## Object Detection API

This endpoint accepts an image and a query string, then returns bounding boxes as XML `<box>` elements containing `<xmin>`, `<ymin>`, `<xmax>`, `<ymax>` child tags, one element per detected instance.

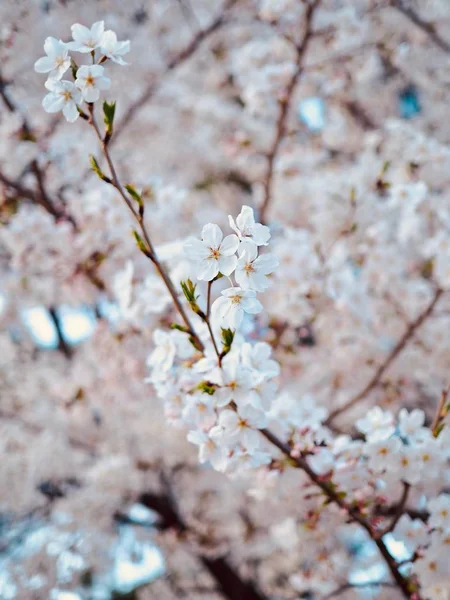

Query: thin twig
<box><xmin>87</xmin><ymin>105</ymin><xmax>204</xmax><ymax>351</ymax></box>
<box><xmin>325</xmin><ymin>288</ymin><xmax>443</xmax><ymax>425</ymax></box>
<box><xmin>391</xmin><ymin>0</ymin><xmax>450</xmax><ymax>54</ymax></box>
<box><xmin>259</xmin><ymin>0</ymin><xmax>320</xmax><ymax>224</ymax></box>
<box><xmin>260</xmin><ymin>428</ymin><xmax>415</xmax><ymax>599</ymax></box>
<box><xmin>324</xmin><ymin>581</ymin><xmax>396</xmax><ymax>599</ymax></box>
<box><xmin>377</xmin><ymin>482</ymin><xmax>410</xmax><ymax>538</ymax></box>
<box><xmin>116</xmin><ymin>0</ymin><xmax>238</xmax><ymax>137</ymax></box>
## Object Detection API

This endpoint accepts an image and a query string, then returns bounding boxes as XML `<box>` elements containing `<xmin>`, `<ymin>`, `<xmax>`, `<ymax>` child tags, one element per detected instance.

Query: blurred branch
<box><xmin>259</xmin><ymin>0</ymin><xmax>321</xmax><ymax>224</ymax></box>
<box><xmin>391</xmin><ymin>0</ymin><xmax>450</xmax><ymax>53</ymax></box>
<box><xmin>324</xmin><ymin>581</ymin><xmax>396</xmax><ymax>599</ymax></box>
<box><xmin>260</xmin><ymin>428</ymin><xmax>414</xmax><ymax>598</ymax></box>
<box><xmin>325</xmin><ymin>287</ymin><xmax>444</xmax><ymax>425</ymax></box>
<box><xmin>48</xmin><ymin>307</ymin><xmax>73</xmax><ymax>359</ymax></box>
<box><xmin>139</xmin><ymin>472</ymin><xmax>268</xmax><ymax>600</ymax></box>
<box><xmin>116</xmin><ymin>0</ymin><xmax>238</xmax><ymax>137</ymax></box>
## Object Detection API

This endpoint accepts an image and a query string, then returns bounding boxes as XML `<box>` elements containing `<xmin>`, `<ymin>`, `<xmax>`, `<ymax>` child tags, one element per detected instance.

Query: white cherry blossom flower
<box><xmin>356</xmin><ymin>406</ymin><xmax>395</xmax><ymax>442</ymax></box>
<box><xmin>34</xmin><ymin>37</ymin><xmax>70</xmax><ymax>80</ymax></box>
<box><xmin>235</xmin><ymin>241</ymin><xmax>279</xmax><ymax>291</ymax></box>
<box><xmin>392</xmin><ymin>514</ymin><xmax>429</xmax><ymax>554</ymax></box>
<box><xmin>308</xmin><ymin>448</ymin><xmax>334</xmax><ymax>476</ymax></box>
<box><xmin>229</xmin><ymin>205</ymin><xmax>270</xmax><ymax>246</ymax></box>
<box><xmin>398</xmin><ymin>408</ymin><xmax>426</xmax><ymax>440</ymax></box>
<box><xmin>42</xmin><ymin>79</ymin><xmax>81</xmax><ymax>123</ymax></box>
<box><xmin>428</xmin><ymin>494</ymin><xmax>450</xmax><ymax>529</ymax></box>
<box><xmin>69</xmin><ymin>21</ymin><xmax>105</xmax><ymax>53</ymax></box>
<box><xmin>412</xmin><ymin>551</ymin><xmax>449</xmax><ymax>588</ymax></box>
<box><xmin>366</xmin><ymin>437</ymin><xmax>402</xmax><ymax>472</ymax></box>
<box><xmin>210</xmin><ymin>405</ymin><xmax>266</xmax><ymax>449</ymax></box>
<box><xmin>215</xmin><ymin>354</ymin><xmax>253</xmax><ymax>407</ymax></box>
<box><xmin>187</xmin><ymin>430</ymin><xmax>228</xmax><ymax>471</ymax></box>
<box><xmin>184</xmin><ymin>223</ymin><xmax>239</xmax><ymax>281</ymax></box>
<box><xmin>392</xmin><ymin>446</ymin><xmax>423</xmax><ymax>485</ymax></box>
<box><xmin>147</xmin><ymin>329</ymin><xmax>176</xmax><ymax>376</ymax></box>
<box><xmin>333</xmin><ymin>464</ymin><xmax>371</xmax><ymax>492</ymax></box>
<box><xmin>75</xmin><ymin>65</ymin><xmax>111</xmax><ymax>102</ymax></box>
<box><xmin>182</xmin><ymin>392</ymin><xmax>216</xmax><ymax>428</ymax></box>
<box><xmin>100</xmin><ymin>30</ymin><xmax>130</xmax><ymax>65</ymax></box>
<box><xmin>241</xmin><ymin>341</ymin><xmax>280</xmax><ymax>378</ymax></box>
<box><xmin>212</xmin><ymin>287</ymin><xmax>263</xmax><ymax>329</ymax></box>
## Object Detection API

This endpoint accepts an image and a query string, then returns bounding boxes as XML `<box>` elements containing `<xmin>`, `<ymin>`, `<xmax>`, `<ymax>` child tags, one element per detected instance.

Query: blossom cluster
<box><xmin>34</xmin><ymin>21</ymin><xmax>129</xmax><ymax>122</ymax></box>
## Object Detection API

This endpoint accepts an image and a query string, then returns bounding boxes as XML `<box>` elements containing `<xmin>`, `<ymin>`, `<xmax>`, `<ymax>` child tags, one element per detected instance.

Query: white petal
<box><xmin>42</xmin><ymin>93</ymin><xmax>64</xmax><ymax>113</ymax></box>
<box><xmin>217</xmin><ymin>254</ymin><xmax>237</xmax><ymax>276</ymax></box>
<box><xmin>89</xmin><ymin>64</ymin><xmax>105</xmax><ymax>77</ymax></box>
<box><xmin>95</xmin><ymin>76</ymin><xmax>111</xmax><ymax>90</ymax></box>
<box><xmin>71</xmin><ymin>23</ymin><xmax>90</xmax><ymax>42</ymax></box>
<box><xmin>34</xmin><ymin>56</ymin><xmax>55</xmax><ymax>73</ymax></box>
<box><xmin>62</xmin><ymin>101</ymin><xmax>79</xmax><ymax>123</ymax></box>
<box><xmin>82</xmin><ymin>86</ymin><xmax>100</xmax><ymax>102</ymax></box>
<box><xmin>90</xmin><ymin>21</ymin><xmax>105</xmax><ymax>41</ymax></box>
<box><xmin>236</xmin><ymin>205</ymin><xmax>255</xmax><ymax>232</ymax></box>
<box><xmin>252</xmin><ymin>223</ymin><xmax>271</xmax><ymax>245</ymax></box>
<box><xmin>197</xmin><ymin>258</ymin><xmax>219</xmax><ymax>281</ymax></box>
<box><xmin>241</xmin><ymin>297</ymin><xmax>263</xmax><ymax>314</ymax></box>
<box><xmin>184</xmin><ymin>237</ymin><xmax>208</xmax><ymax>260</ymax></box>
<box><xmin>254</xmin><ymin>253</ymin><xmax>278</xmax><ymax>274</ymax></box>
<box><xmin>43</xmin><ymin>36</ymin><xmax>61</xmax><ymax>58</ymax></box>
<box><xmin>220</xmin><ymin>234</ymin><xmax>239</xmax><ymax>256</ymax></box>
<box><xmin>238</xmin><ymin>239</ymin><xmax>258</xmax><ymax>259</ymax></box>
<box><xmin>202</xmin><ymin>223</ymin><xmax>223</xmax><ymax>248</ymax></box>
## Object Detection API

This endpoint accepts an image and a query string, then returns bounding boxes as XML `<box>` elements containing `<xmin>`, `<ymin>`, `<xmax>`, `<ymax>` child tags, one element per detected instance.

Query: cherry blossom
<box><xmin>74</xmin><ymin>65</ymin><xmax>111</xmax><ymax>102</ymax></box>
<box><xmin>34</xmin><ymin>37</ymin><xmax>71</xmax><ymax>80</ymax></box>
<box><xmin>211</xmin><ymin>287</ymin><xmax>263</xmax><ymax>329</ymax></box>
<box><xmin>100</xmin><ymin>30</ymin><xmax>130</xmax><ymax>65</ymax></box>
<box><xmin>184</xmin><ymin>224</ymin><xmax>239</xmax><ymax>280</ymax></box>
<box><xmin>42</xmin><ymin>79</ymin><xmax>81</xmax><ymax>122</ymax></box>
<box><xmin>69</xmin><ymin>21</ymin><xmax>105</xmax><ymax>53</ymax></box>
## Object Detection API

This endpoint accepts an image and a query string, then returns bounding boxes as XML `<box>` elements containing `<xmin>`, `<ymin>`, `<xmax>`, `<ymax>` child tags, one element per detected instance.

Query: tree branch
<box><xmin>391</xmin><ymin>0</ymin><xmax>450</xmax><ymax>54</ymax></box>
<box><xmin>325</xmin><ymin>287</ymin><xmax>444</xmax><ymax>425</ymax></box>
<box><xmin>259</xmin><ymin>0</ymin><xmax>320</xmax><ymax>224</ymax></box>
<box><xmin>116</xmin><ymin>0</ymin><xmax>238</xmax><ymax>137</ymax></box>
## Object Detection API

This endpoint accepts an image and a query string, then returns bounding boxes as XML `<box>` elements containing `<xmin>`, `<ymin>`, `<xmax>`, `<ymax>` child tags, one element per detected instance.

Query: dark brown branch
<box><xmin>325</xmin><ymin>287</ymin><xmax>443</xmax><ymax>425</ymax></box>
<box><xmin>377</xmin><ymin>482</ymin><xmax>410</xmax><ymax>538</ymax></box>
<box><xmin>48</xmin><ymin>307</ymin><xmax>73</xmax><ymax>359</ymax></box>
<box><xmin>139</xmin><ymin>474</ymin><xmax>268</xmax><ymax>600</ymax></box>
<box><xmin>259</xmin><ymin>0</ymin><xmax>320</xmax><ymax>224</ymax></box>
<box><xmin>116</xmin><ymin>0</ymin><xmax>238</xmax><ymax>137</ymax></box>
<box><xmin>88</xmin><ymin>106</ymin><xmax>205</xmax><ymax>351</ymax></box>
<box><xmin>391</xmin><ymin>0</ymin><xmax>450</xmax><ymax>53</ymax></box>
<box><xmin>260</xmin><ymin>428</ymin><xmax>416</xmax><ymax>599</ymax></box>
<box><xmin>324</xmin><ymin>581</ymin><xmax>396</xmax><ymax>599</ymax></box>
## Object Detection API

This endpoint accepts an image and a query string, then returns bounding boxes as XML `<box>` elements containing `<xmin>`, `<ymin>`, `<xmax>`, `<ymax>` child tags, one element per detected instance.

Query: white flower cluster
<box><xmin>184</xmin><ymin>205</ymin><xmax>278</xmax><ymax>329</ymax></box>
<box><xmin>34</xmin><ymin>21</ymin><xmax>129</xmax><ymax>122</ymax></box>
<box><xmin>146</xmin><ymin>206</ymin><xmax>283</xmax><ymax>473</ymax></box>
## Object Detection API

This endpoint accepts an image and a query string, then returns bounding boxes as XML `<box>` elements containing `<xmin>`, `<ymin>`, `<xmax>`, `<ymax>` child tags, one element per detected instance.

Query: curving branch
<box><xmin>115</xmin><ymin>0</ymin><xmax>238</xmax><ymax>137</ymax></box>
<box><xmin>391</xmin><ymin>0</ymin><xmax>450</xmax><ymax>54</ymax></box>
<box><xmin>260</xmin><ymin>428</ymin><xmax>416</xmax><ymax>599</ymax></box>
<box><xmin>259</xmin><ymin>0</ymin><xmax>320</xmax><ymax>225</ymax></box>
<box><xmin>325</xmin><ymin>287</ymin><xmax>444</xmax><ymax>426</ymax></box>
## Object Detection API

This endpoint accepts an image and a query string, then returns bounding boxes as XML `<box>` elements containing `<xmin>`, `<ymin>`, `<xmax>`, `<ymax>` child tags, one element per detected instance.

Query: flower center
<box><xmin>231</xmin><ymin>295</ymin><xmax>242</xmax><ymax>304</ymax></box>
<box><xmin>244</xmin><ymin>262</ymin><xmax>255</xmax><ymax>274</ymax></box>
<box><xmin>208</xmin><ymin>247</ymin><xmax>221</xmax><ymax>260</ymax></box>
<box><xmin>61</xmin><ymin>90</ymin><xmax>72</xmax><ymax>101</ymax></box>
<box><xmin>85</xmin><ymin>75</ymin><xmax>95</xmax><ymax>86</ymax></box>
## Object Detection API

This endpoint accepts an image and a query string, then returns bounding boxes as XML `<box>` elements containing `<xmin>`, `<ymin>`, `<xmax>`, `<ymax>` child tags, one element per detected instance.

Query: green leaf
<box><xmin>132</xmin><ymin>230</ymin><xmax>149</xmax><ymax>255</ymax></box>
<box><xmin>89</xmin><ymin>155</ymin><xmax>111</xmax><ymax>183</ymax></box>
<box><xmin>103</xmin><ymin>100</ymin><xmax>116</xmax><ymax>135</ymax></box>
<box><xmin>125</xmin><ymin>184</ymin><xmax>144</xmax><ymax>213</ymax></box>
<box><xmin>180</xmin><ymin>280</ymin><xmax>206</xmax><ymax>319</ymax></box>
<box><xmin>196</xmin><ymin>381</ymin><xmax>217</xmax><ymax>395</ymax></box>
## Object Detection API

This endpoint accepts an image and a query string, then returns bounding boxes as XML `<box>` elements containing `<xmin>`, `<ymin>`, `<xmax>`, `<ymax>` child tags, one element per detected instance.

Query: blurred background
<box><xmin>1</xmin><ymin>0</ymin><xmax>450</xmax><ymax>598</ymax></box>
